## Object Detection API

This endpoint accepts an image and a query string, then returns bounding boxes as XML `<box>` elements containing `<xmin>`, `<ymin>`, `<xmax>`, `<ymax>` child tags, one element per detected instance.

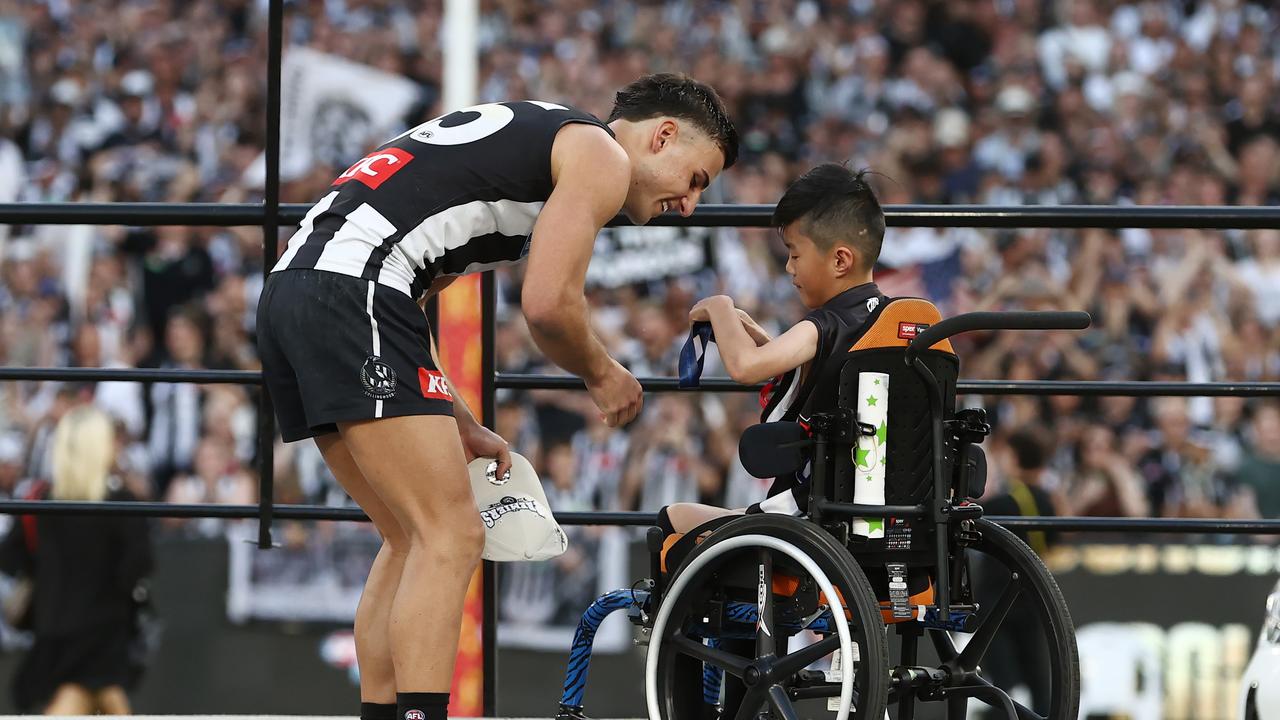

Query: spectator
<box><xmin>1060</xmin><ymin>424</ymin><xmax>1150</xmax><ymax>517</ymax></box>
<box><xmin>1137</xmin><ymin>397</ymin><xmax>1232</xmax><ymax>518</ymax></box>
<box><xmin>0</xmin><ymin>405</ymin><xmax>152</xmax><ymax>714</ymax></box>
<box><xmin>162</xmin><ymin>437</ymin><xmax>255</xmax><ymax>539</ymax></box>
<box><xmin>0</xmin><ymin>0</ymin><xmax>1277</xmax><ymax>640</ymax></box>
<box><xmin>1235</xmin><ymin>402</ymin><xmax>1280</xmax><ymax>519</ymax></box>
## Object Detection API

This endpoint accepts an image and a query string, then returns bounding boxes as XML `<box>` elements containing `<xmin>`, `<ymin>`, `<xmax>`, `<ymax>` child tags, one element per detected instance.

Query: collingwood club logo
<box><xmin>360</xmin><ymin>356</ymin><xmax>397</xmax><ymax>399</ymax></box>
<box><xmin>480</xmin><ymin>495</ymin><xmax>547</xmax><ymax>529</ymax></box>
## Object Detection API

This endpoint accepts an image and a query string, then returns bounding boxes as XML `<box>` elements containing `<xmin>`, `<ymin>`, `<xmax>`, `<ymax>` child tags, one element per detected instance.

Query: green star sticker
<box><xmin>865</xmin><ymin>475</ymin><xmax>873</xmax><ymax>482</ymax></box>
<box><xmin>855</xmin><ymin>446</ymin><xmax>871</xmax><ymax>468</ymax></box>
<box><xmin>876</xmin><ymin>421</ymin><xmax>887</xmax><ymax>445</ymax></box>
<box><xmin>880</xmin><ymin>456</ymin><xmax>886</xmax><ymax>466</ymax></box>
<box><xmin>873</xmin><ymin>378</ymin><xmax>881</xmax><ymax>386</ymax></box>
<box><xmin>866</xmin><ymin>395</ymin><xmax>878</xmax><ymax>407</ymax></box>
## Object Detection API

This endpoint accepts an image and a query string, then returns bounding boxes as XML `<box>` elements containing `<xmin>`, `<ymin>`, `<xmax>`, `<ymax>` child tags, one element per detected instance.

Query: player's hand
<box><xmin>458</xmin><ymin>420</ymin><xmax>512</xmax><ymax>480</ymax></box>
<box><xmin>689</xmin><ymin>295</ymin><xmax>732</xmax><ymax>322</ymax></box>
<box><xmin>735</xmin><ymin>308</ymin><xmax>769</xmax><ymax>342</ymax></box>
<box><xmin>586</xmin><ymin>359</ymin><xmax>643</xmax><ymax>428</ymax></box>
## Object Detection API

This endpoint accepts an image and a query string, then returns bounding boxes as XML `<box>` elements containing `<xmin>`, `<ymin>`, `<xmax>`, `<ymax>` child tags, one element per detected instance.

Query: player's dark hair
<box><xmin>609</xmin><ymin>73</ymin><xmax>739</xmax><ymax>169</ymax></box>
<box><xmin>772</xmin><ymin>163</ymin><xmax>886</xmax><ymax>270</ymax></box>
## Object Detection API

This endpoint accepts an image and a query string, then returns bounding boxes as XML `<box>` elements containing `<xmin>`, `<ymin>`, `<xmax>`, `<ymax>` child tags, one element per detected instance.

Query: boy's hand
<box><xmin>689</xmin><ymin>295</ymin><xmax>733</xmax><ymax>322</ymax></box>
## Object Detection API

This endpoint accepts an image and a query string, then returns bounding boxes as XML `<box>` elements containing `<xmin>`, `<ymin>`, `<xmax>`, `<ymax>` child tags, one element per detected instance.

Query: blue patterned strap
<box><xmin>679</xmin><ymin>322</ymin><xmax>716</xmax><ymax>389</ymax></box>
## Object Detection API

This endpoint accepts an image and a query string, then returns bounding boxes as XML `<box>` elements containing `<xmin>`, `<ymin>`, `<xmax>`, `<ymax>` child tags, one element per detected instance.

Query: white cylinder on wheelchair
<box><xmin>852</xmin><ymin>372</ymin><xmax>888</xmax><ymax>539</ymax></box>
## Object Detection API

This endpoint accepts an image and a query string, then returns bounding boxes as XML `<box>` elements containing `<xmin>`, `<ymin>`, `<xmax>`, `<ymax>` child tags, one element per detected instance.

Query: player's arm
<box><xmin>521</xmin><ymin>123</ymin><xmax>641</xmax><ymax>426</ymax></box>
<box><xmin>419</xmin><ymin>286</ymin><xmax>511</xmax><ymax>476</ymax></box>
<box><xmin>736</xmin><ymin>308</ymin><xmax>772</xmax><ymax>346</ymax></box>
<box><xmin>692</xmin><ymin>295</ymin><xmax>818</xmax><ymax>385</ymax></box>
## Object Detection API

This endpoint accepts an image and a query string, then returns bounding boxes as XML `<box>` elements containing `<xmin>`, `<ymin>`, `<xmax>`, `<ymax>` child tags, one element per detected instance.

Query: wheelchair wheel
<box><xmin>913</xmin><ymin>518</ymin><xmax>1079</xmax><ymax>720</ymax></box>
<box><xmin>646</xmin><ymin>514</ymin><xmax>889</xmax><ymax>720</ymax></box>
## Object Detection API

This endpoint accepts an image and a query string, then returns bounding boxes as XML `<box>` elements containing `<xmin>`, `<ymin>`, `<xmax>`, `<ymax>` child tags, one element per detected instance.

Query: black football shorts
<box><xmin>257</xmin><ymin>269</ymin><xmax>455</xmax><ymax>442</ymax></box>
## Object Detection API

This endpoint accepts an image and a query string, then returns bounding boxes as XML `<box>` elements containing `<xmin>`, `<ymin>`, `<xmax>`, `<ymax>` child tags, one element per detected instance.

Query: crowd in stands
<box><xmin>0</xmin><ymin>0</ymin><xmax>1278</xmax><ymax>561</ymax></box>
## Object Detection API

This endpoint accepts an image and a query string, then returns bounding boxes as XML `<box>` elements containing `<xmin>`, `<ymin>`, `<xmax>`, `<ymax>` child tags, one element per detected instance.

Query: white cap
<box><xmin>0</xmin><ymin>432</ymin><xmax>23</xmax><ymax>465</ymax></box>
<box><xmin>1112</xmin><ymin>72</ymin><xmax>1148</xmax><ymax>99</ymax></box>
<box><xmin>120</xmin><ymin>69</ymin><xmax>154</xmax><ymax>97</ymax></box>
<box><xmin>996</xmin><ymin>85</ymin><xmax>1035</xmax><ymax>115</ymax></box>
<box><xmin>934</xmin><ymin>107</ymin><xmax>971</xmax><ymax>148</ymax></box>
<box><xmin>50</xmin><ymin>78</ymin><xmax>82</xmax><ymax>107</ymax></box>
<box><xmin>469</xmin><ymin>452</ymin><xmax>568</xmax><ymax>562</ymax></box>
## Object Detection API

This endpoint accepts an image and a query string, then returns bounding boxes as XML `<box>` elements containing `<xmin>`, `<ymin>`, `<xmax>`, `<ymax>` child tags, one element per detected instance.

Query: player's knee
<box><xmin>379</xmin><ymin>530</ymin><xmax>411</xmax><ymax>560</ymax></box>
<box><xmin>411</xmin><ymin>508</ymin><xmax>484</xmax><ymax>568</ymax></box>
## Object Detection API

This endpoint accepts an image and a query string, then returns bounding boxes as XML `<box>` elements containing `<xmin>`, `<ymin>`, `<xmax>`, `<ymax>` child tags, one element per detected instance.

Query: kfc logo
<box><xmin>897</xmin><ymin>322</ymin><xmax>929</xmax><ymax>340</ymax></box>
<box><xmin>333</xmin><ymin>148</ymin><xmax>414</xmax><ymax>189</ymax></box>
<box><xmin>419</xmin><ymin>368</ymin><xmax>453</xmax><ymax>401</ymax></box>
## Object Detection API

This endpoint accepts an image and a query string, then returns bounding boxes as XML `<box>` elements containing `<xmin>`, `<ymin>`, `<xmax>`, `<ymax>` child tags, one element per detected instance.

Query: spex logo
<box><xmin>897</xmin><ymin>322</ymin><xmax>930</xmax><ymax>340</ymax></box>
<box><xmin>333</xmin><ymin>147</ymin><xmax>414</xmax><ymax>190</ymax></box>
<box><xmin>418</xmin><ymin>368</ymin><xmax>453</xmax><ymax>401</ymax></box>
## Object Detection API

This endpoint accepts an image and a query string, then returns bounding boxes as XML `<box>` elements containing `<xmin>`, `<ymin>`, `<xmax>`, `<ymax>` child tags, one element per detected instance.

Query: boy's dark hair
<box><xmin>772</xmin><ymin>163</ymin><xmax>886</xmax><ymax>269</ymax></box>
<box><xmin>609</xmin><ymin>73</ymin><xmax>738</xmax><ymax>169</ymax></box>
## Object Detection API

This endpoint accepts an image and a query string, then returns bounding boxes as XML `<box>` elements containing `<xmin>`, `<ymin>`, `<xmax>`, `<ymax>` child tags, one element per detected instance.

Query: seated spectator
<box><xmin>162</xmin><ymin>437</ymin><xmax>255</xmax><ymax>538</ymax></box>
<box><xmin>1235</xmin><ymin>402</ymin><xmax>1280</xmax><ymax>520</ymax></box>
<box><xmin>1060</xmin><ymin>424</ymin><xmax>1150</xmax><ymax>518</ymax></box>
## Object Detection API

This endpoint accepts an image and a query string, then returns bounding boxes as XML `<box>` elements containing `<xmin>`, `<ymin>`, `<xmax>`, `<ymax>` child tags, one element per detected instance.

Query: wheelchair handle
<box><xmin>905</xmin><ymin>310</ymin><xmax>1091</xmax><ymax>361</ymax></box>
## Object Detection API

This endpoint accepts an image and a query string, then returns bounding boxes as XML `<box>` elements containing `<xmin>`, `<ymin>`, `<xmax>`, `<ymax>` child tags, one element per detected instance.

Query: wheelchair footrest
<box><xmin>556</xmin><ymin>704</ymin><xmax>589</xmax><ymax>720</ymax></box>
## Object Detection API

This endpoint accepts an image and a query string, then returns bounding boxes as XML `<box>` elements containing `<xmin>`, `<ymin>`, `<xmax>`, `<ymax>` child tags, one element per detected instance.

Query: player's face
<box><xmin>624</xmin><ymin>122</ymin><xmax>725</xmax><ymax>224</ymax></box>
<box><xmin>782</xmin><ymin>225</ymin><xmax>828</xmax><ymax>309</ymax></box>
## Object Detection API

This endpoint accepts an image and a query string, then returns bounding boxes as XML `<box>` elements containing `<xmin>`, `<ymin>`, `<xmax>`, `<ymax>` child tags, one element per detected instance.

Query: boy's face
<box><xmin>783</xmin><ymin>224</ymin><xmax>834</xmax><ymax>308</ymax></box>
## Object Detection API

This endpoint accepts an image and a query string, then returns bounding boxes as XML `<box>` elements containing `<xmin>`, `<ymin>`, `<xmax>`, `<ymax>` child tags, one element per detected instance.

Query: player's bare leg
<box><xmin>316</xmin><ymin>433</ymin><xmax>408</xmax><ymax>703</ymax></box>
<box><xmin>338</xmin><ymin>415</ymin><xmax>484</xmax><ymax>692</ymax></box>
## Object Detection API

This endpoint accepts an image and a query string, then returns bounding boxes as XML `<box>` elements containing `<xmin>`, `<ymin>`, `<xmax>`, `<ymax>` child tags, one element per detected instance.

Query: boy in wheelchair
<box><xmin>556</xmin><ymin>163</ymin><xmax>1083</xmax><ymax>720</ymax></box>
<box><xmin>659</xmin><ymin>162</ymin><xmax>887</xmax><ymax>536</ymax></box>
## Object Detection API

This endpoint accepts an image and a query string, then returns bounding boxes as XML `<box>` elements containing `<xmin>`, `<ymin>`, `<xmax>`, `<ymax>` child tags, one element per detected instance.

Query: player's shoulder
<box><xmin>550</xmin><ymin>120</ymin><xmax>629</xmax><ymax>184</ymax></box>
<box><xmin>553</xmin><ymin>119</ymin><xmax>624</xmax><ymax>156</ymax></box>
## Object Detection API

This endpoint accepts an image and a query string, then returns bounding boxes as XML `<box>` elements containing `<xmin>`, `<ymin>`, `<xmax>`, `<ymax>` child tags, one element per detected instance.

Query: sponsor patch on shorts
<box><xmin>418</xmin><ymin>368</ymin><xmax>453</xmax><ymax>401</ymax></box>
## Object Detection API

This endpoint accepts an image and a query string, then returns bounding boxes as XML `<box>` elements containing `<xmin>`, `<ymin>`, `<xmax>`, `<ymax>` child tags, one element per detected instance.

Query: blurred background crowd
<box><xmin>0</xmin><ymin>0</ymin><xmax>1278</xmax><ymax>565</ymax></box>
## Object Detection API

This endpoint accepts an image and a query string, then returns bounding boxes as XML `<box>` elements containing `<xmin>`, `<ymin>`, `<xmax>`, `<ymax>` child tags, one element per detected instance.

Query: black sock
<box><xmin>397</xmin><ymin>692</ymin><xmax>450</xmax><ymax>720</ymax></box>
<box><xmin>362</xmin><ymin>703</ymin><xmax>397</xmax><ymax>720</ymax></box>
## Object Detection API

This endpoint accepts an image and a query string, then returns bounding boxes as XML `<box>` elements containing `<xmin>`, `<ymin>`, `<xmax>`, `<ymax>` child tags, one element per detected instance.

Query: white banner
<box><xmin>586</xmin><ymin>226</ymin><xmax>712</xmax><ymax>288</ymax></box>
<box><xmin>252</xmin><ymin>47</ymin><xmax>421</xmax><ymax>184</ymax></box>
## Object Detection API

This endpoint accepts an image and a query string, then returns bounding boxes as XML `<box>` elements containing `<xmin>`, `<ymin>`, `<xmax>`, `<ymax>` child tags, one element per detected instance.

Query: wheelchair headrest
<box><xmin>739</xmin><ymin>421</ymin><xmax>809</xmax><ymax>478</ymax></box>
<box><xmin>847</xmin><ymin>298</ymin><xmax>955</xmax><ymax>355</ymax></box>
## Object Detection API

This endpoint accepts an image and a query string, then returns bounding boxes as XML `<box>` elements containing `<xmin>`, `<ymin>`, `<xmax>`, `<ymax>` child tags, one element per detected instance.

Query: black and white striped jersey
<box><xmin>272</xmin><ymin>101</ymin><xmax>612</xmax><ymax>300</ymax></box>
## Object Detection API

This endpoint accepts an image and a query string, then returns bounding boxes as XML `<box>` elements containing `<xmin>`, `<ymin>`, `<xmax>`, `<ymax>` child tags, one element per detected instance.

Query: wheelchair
<box><xmin>557</xmin><ymin>300</ymin><xmax>1088</xmax><ymax>720</ymax></box>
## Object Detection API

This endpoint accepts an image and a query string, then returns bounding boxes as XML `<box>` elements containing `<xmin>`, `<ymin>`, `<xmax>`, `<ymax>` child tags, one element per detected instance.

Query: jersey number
<box><xmin>404</xmin><ymin>101</ymin><xmax>568</xmax><ymax>146</ymax></box>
